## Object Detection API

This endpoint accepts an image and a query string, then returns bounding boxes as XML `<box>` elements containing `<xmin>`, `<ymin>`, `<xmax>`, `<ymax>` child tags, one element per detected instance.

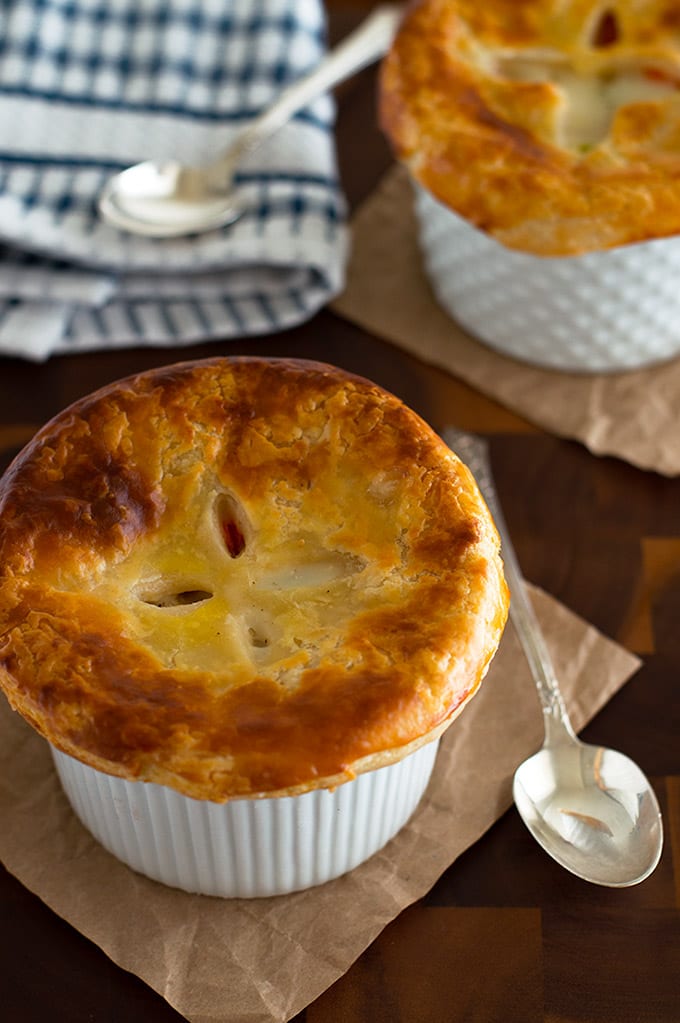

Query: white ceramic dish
<box><xmin>51</xmin><ymin>737</ymin><xmax>439</xmax><ymax>898</ymax></box>
<box><xmin>415</xmin><ymin>184</ymin><xmax>680</xmax><ymax>373</ymax></box>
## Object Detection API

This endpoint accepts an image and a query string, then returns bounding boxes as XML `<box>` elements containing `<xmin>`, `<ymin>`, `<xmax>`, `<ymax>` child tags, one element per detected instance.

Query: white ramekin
<box><xmin>415</xmin><ymin>184</ymin><xmax>680</xmax><ymax>373</ymax></box>
<box><xmin>50</xmin><ymin>739</ymin><xmax>439</xmax><ymax>898</ymax></box>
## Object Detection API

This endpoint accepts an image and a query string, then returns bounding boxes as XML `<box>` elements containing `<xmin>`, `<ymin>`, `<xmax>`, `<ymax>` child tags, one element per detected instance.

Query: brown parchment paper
<box><xmin>0</xmin><ymin>587</ymin><xmax>639</xmax><ymax>1023</ymax></box>
<box><xmin>332</xmin><ymin>166</ymin><xmax>680</xmax><ymax>477</ymax></box>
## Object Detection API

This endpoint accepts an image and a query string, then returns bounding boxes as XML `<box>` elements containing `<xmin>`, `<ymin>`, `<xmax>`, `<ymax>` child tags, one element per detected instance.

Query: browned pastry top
<box><xmin>381</xmin><ymin>0</ymin><xmax>680</xmax><ymax>255</ymax></box>
<box><xmin>0</xmin><ymin>357</ymin><xmax>508</xmax><ymax>800</ymax></box>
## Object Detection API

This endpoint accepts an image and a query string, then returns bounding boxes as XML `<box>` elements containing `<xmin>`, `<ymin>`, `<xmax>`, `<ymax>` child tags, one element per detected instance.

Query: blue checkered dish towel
<box><xmin>0</xmin><ymin>0</ymin><xmax>348</xmax><ymax>360</ymax></box>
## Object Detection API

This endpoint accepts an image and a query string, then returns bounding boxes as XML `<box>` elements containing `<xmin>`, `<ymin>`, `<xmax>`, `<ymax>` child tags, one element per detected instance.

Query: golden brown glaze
<box><xmin>381</xmin><ymin>0</ymin><xmax>680</xmax><ymax>255</ymax></box>
<box><xmin>0</xmin><ymin>358</ymin><xmax>508</xmax><ymax>800</ymax></box>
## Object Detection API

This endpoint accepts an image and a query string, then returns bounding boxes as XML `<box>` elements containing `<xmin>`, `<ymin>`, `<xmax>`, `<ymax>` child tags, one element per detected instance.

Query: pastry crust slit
<box><xmin>216</xmin><ymin>493</ymin><xmax>249</xmax><ymax>559</ymax></box>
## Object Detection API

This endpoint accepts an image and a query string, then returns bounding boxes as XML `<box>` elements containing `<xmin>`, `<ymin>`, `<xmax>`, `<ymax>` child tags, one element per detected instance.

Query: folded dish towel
<box><xmin>0</xmin><ymin>0</ymin><xmax>348</xmax><ymax>360</ymax></box>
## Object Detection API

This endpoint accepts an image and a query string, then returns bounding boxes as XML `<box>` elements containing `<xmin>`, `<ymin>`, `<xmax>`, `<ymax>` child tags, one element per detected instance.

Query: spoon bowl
<box><xmin>98</xmin><ymin>5</ymin><xmax>403</xmax><ymax>237</ymax></box>
<box><xmin>99</xmin><ymin>161</ymin><xmax>245</xmax><ymax>238</ymax></box>
<box><xmin>513</xmin><ymin>734</ymin><xmax>663</xmax><ymax>886</ymax></box>
<box><xmin>443</xmin><ymin>427</ymin><xmax>663</xmax><ymax>887</ymax></box>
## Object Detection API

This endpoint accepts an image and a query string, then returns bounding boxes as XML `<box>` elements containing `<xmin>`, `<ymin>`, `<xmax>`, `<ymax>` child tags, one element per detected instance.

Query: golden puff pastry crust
<box><xmin>381</xmin><ymin>0</ymin><xmax>680</xmax><ymax>255</ymax></box>
<box><xmin>0</xmin><ymin>357</ymin><xmax>508</xmax><ymax>801</ymax></box>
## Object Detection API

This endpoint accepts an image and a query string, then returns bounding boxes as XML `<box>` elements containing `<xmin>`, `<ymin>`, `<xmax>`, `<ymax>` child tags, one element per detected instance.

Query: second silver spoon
<box><xmin>98</xmin><ymin>4</ymin><xmax>402</xmax><ymax>237</ymax></box>
<box><xmin>443</xmin><ymin>426</ymin><xmax>663</xmax><ymax>887</ymax></box>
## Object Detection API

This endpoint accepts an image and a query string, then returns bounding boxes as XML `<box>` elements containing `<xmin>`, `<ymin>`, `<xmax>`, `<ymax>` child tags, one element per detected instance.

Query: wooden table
<box><xmin>2</xmin><ymin>4</ymin><xmax>679</xmax><ymax>1020</ymax></box>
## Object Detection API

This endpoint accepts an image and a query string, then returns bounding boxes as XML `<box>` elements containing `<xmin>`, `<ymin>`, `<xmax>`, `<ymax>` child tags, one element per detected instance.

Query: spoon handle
<box><xmin>442</xmin><ymin>428</ymin><xmax>574</xmax><ymax>737</ymax></box>
<box><xmin>214</xmin><ymin>4</ymin><xmax>404</xmax><ymax>174</ymax></box>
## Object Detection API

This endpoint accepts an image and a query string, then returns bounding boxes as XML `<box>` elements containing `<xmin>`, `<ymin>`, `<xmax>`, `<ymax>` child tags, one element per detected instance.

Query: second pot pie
<box><xmin>381</xmin><ymin>0</ymin><xmax>680</xmax><ymax>256</ymax></box>
<box><xmin>0</xmin><ymin>357</ymin><xmax>508</xmax><ymax>804</ymax></box>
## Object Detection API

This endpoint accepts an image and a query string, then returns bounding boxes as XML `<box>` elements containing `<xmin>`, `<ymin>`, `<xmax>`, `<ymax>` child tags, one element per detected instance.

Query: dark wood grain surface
<box><xmin>2</xmin><ymin>4</ymin><xmax>679</xmax><ymax>1021</ymax></box>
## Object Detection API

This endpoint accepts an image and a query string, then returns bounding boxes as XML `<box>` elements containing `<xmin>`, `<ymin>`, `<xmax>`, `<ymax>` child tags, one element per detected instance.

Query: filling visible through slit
<box><xmin>140</xmin><ymin>588</ymin><xmax>213</xmax><ymax>608</ymax></box>
<box><xmin>216</xmin><ymin>493</ymin><xmax>248</xmax><ymax>558</ymax></box>
<box><xmin>223</xmin><ymin>519</ymin><xmax>245</xmax><ymax>558</ymax></box>
<box><xmin>591</xmin><ymin>9</ymin><xmax>619</xmax><ymax>48</ymax></box>
<box><xmin>248</xmin><ymin>626</ymin><xmax>269</xmax><ymax>648</ymax></box>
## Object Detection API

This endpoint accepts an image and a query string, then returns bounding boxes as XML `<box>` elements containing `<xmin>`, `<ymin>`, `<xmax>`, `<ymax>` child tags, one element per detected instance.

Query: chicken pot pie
<box><xmin>0</xmin><ymin>357</ymin><xmax>508</xmax><ymax>804</ymax></box>
<box><xmin>381</xmin><ymin>0</ymin><xmax>680</xmax><ymax>255</ymax></box>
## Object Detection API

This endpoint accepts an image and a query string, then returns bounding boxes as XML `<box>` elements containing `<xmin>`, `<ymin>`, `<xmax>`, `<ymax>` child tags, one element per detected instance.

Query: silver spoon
<box><xmin>443</xmin><ymin>427</ymin><xmax>664</xmax><ymax>887</ymax></box>
<box><xmin>98</xmin><ymin>4</ymin><xmax>403</xmax><ymax>237</ymax></box>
